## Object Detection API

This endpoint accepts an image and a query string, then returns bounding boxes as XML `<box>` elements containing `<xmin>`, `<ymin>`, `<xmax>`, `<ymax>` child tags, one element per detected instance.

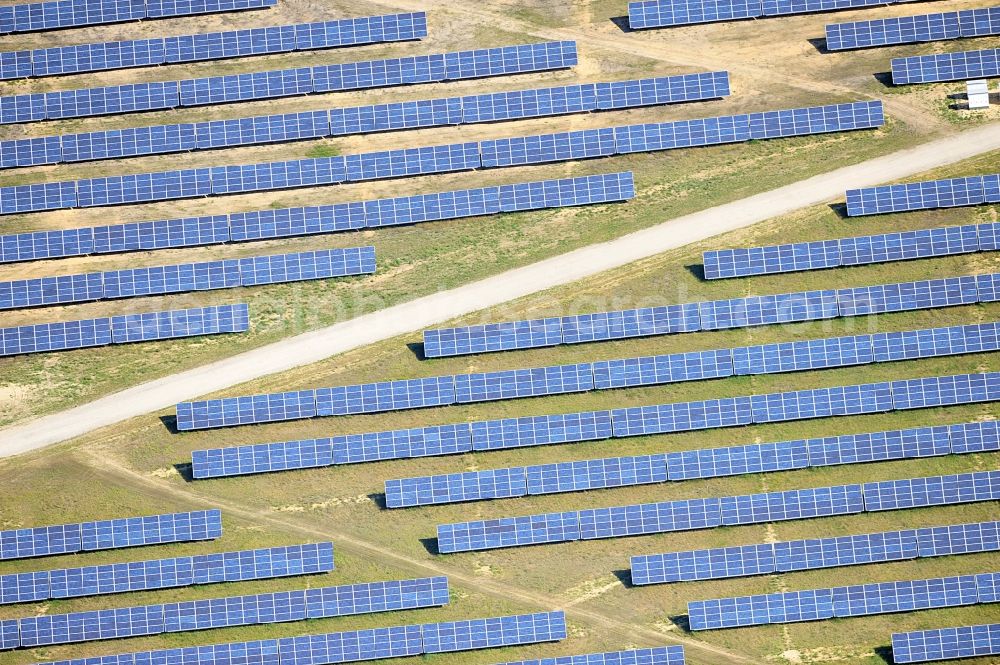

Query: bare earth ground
<box><xmin>0</xmin><ymin>1</ymin><xmax>998</xmax><ymax>664</ymax></box>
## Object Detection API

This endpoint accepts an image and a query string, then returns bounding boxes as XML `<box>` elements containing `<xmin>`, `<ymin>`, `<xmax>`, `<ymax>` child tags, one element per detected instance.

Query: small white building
<box><xmin>967</xmin><ymin>80</ymin><xmax>990</xmax><ymax>109</ymax></box>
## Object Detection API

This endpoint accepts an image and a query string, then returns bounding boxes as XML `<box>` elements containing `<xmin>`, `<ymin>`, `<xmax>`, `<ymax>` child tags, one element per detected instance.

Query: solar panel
<box><xmin>978</xmin><ymin>272</ymin><xmax>1000</xmax><ymax>302</ymax></box>
<box><xmin>749</xmin><ymin>381</ymin><xmax>893</xmax><ymax>423</ymax></box>
<box><xmin>846</xmin><ymin>175</ymin><xmax>997</xmax><ymax>216</ymax></box>
<box><xmin>892</xmin><ymin>47</ymin><xmax>1000</xmax><ymax>84</ymax></box>
<box><xmin>718</xmin><ymin>484</ymin><xmax>864</xmax><ymax>525</ymax></box>
<box><xmin>493</xmin><ymin>646</ymin><xmax>687</xmax><ymax>665</ymax></box>
<box><xmin>704</xmin><ymin>222</ymin><xmax>990</xmax><ymax>279</ymax></box>
<box><xmin>176</xmin><ymin>390</ymin><xmax>318</xmax><ymax>431</ymax></box>
<box><xmin>628</xmin><ymin>0</ymin><xmax>763</xmax><ymax>29</ymax></box>
<box><xmin>470</xmin><ymin>410</ymin><xmax>614</xmax><ymax>450</ymax></box>
<box><xmin>423</xmin><ymin>318</ymin><xmax>563</xmax><ymax>358</ymax></box>
<box><xmin>278</xmin><ymin>626</ymin><xmax>421</xmax><ymax>665</ymax></box>
<box><xmin>698</xmin><ymin>290</ymin><xmax>839</xmax><ymax>329</ymax></box>
<box><xmin>592</xmin><ymin>349</ymin><xmax>733</xmax><ymax>389</ymax></box>
<box><xmin>889</xmin><ymin>372</ymin><xmax>1000</xmax><ymax>409</ymax></box>
<box><xmin>892</xmin><ymin>623</ymin><xmax>1000</xmax><ymax>664</ymax></box>
<box><xmin>0</xmin><ymin>620</ymin><xmax>18</xmax><ymax>650</ymax></box>
<box><xmin>1</xmin><ymin>543</ymin><xmax>333</xmax><ymax>605</ymax></box>
<box><xmin>631</xmin><ymin>544</ymin><xmax>777</xmax><ymax>584</ymax></box>
<box><xmin>436</xmin><ymin>512</ymin><xmax>581</xmax><ymax>553</ymax></box>
<box><xmin>479</xmin><ymin>127</ymin><xmax>618</xmax><ymax>168</ymax></box>
<box><xmin>774</xmin><ymin>530</ymin><xmax>919</xmax><ymax>572</ymax></box>
<box><xmin>836</xmin><ymin>276</ymin><xmax>979</xmax><ymax>316</ymax></box>
<box><xmin>824</xmin><ymin>8</ymin><xmax>997</xmax><ymax>51</ymax></box>
<box><xmin>807</xmin><ymin>424</ymin><xmax>951</xmax><ymax>466</ymax></box>
<box><xmin>916</xmin><ymin>521</ymin><xmax>1000</xmax><ymax>557</ymax></box>
<box><xmin>332</xmin><ymin>424</ymin><xmax>473</xmax><ymax>464</ymax></box>
<box><xmin>0</xmin><ymin>510</ymin><xmax>221</xmax><ymax>561</ymax></box>
<box><xmin>146</xmin><ymin>0</ymin><xmax>277</xmax><ymax>19</ymax></box>
<box><xmin>385</xmin><ymin>468</ymin><xmax>528</xmax><ymax>508</ymax></box>
<box><xmin>667</xmin><ymin>440</ymin><xmax>809</xmax><ymax>480</ymax></box>
<box><xmin>731</xmin><ymin>334</ymin><xmax>873</xmax><ymax>375</ymax></box>
<box><xmin>832</xmin><ymin>575</ymin><xmax>981</xmax><ymax>618</ymax></box>
<box><xmin>454</xmin><ymin>363</ymin><xmax>594</xmax><ymax>403</ymax></box>
<box><xmin>419</xmin><ymin>612</ymin><xmax>567</xmax><ymax>653</ymax></box>
<box><xmin>688</xmin><ymin>589</ymin><xmax>835</xmax><ymax>630</ymax></box>
<box><xmin>861</xmin><ymin>471</ymin><xmax>999</xmax><ymax>511</ymax></box>
<box><xmin>2</xmin><ymin>0</ymin><xmax>148</xmax><ymax>34</ymax></box>
<box><xmin>110</xmin><ymin>304</ymin><xmax>249</xmax><ymax>344</ymax></box>
<box><xmin>948</xmin><ymin>420</ymin><xmax>1000</xmax><ymax>453</ymax></box>
<box><xmin>101</xmin><ymin>259</ymin><xmax>241</xmax><ymax>300</ymax></box>
<box><xmin>0</xmin><ymin>317</ymin><xmax>112</xmax><ymax>356</ymax></box>
<box><xmin>192</xmin><ymin>438</ymin><xmax>336</xmax><ymax>479</ymax></box>
<box><xmin>610</xmin><ymin>396</ymin><xmax>754</xmax><ymax>437</ymax></box>
<box><xmin>872</xmin><ymin>322</ymin><xmax>1000</xmax><ymax>362</ymax></box>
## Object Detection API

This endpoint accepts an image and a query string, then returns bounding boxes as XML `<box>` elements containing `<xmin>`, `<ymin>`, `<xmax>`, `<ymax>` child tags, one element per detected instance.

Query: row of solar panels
<box><xmin>420</xmin><ymin>271</ymin><xmax>998</xmax><ymax>358</ymax></box>
<box><xmin>826</xmin><ymin>6</ymin><xmax>1000</xmax><ymax>51</ymax></box>
<box><xmin>435</xmin><ymin>470</ymin><xmax>1000</xmax><ymax>553</ymax></box>
<box><xmin>0</xmin><ymin>100</ymin><xmax>882</xmax><ymax>215</ymax></box>
<box><xmin>0</xmin><ymin>510</ymin><xmax>221</xmax><ymax>561</ymax></box>
<box><xmin>892</xmin><ymin>623</ymin><xmax>1000</xmax><ymax>663</ymax></box>
<box><xmin>385</xmin><ymin>413</ymin><xmax>999</xmax><ymax>508</ymax></box>
<box><xmin>703</xmin><ymin>220</ymin><xmax>999</xmax><ymax>279</ymax></box>
<box><xmin>0</xmin><ymin>542</ymin><xmax>334</xmax><ymax>605</ymax></box>
<box><xmin>0</xmin><ymin>173</ymin><xmax>634</xmax><ymax>264</ymax></box>
<box><xmin>0</xmin><ymin>247</ymin><xmax>375</xmax><ymax>311</ymax></box>
<box><xmin>847</xmin><ymin>173</ymin><xmax>1000</xmax><ymax>216</ymax></box>
<box><xmin>180</xmin><ymin>273</ymin><xmax>996</xmax><ymax>432</ymax></box>
<box><xmin>480</xmin><ymin>647</ymin><xmax>687</xmax><ymax>665</ymax></box>
<box><xmin>0</xmin><ymin>303</ymin><xmax>249</xmax><ymax>357</ymax></box>
<box><xmin>628</xmin><ymin>0</ymin><xmax>910</xmax><ymax>29</ymax></box>
<box><xmin>632</xmin><ymin>520</ymin><xmax>998</xmax><ymax>585</ymax></box>
<box><xmin>688</xmin><ymin>571</ymin><xmax>1000</xmax><ymax>630</ymax></box>
<box><xmin>0</xmin><ymin>12</ymin><xmax>426</xmax><ymax>80</ymax></box>
<box><xmin>0</xmin><ymin>577</ymin><xmax>449</xmax><ymax>649</ymax></box>
<box><xmin>177</xmin><ymin>307</ymin><xmax>1000</xmax><ymax>431</ymax></box>
<box><xmin>892</xmin><ymin>47</ymin><xmax>1000</xmax><ymax>85</ymax></box>
<box><xmin>0</xmin><ymin>0</ymin><xmax>275</xmax><ymax>34</ymax></box>
<box><xmin>0</xmin><ymin>40</ymin><xmax>578</xmax><ymax>125</ymax></box>
<box><xmin>27</xmin><ymin>611</ymin><xmax>568</xmax><ymax>665</ymax></box>
<box><xmin>189</xmin><ymin>370</ymin><xmax>1000</xmax><ymax>479</ymax></box>
<box><xmin>0</xmin><ymin>72</ymin><xmax>730</xmax><ymax>169</ymax></box>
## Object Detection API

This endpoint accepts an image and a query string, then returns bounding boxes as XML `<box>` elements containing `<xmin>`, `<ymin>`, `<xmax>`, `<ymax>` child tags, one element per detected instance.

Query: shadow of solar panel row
<box><xmin>0</xmin><ymin>248</ymin><xmax>374</xmax><ymax>311</ymax></box>
<box><xmin>892</xmin><ymin>47</ymin><xmax>1000</xmax><ymax>84</ymax></box>
<box><xmin>0</xmin><ymin>41</ymin><xmax>577</xmax><ymax>125</ymax></box>
<box><xmin>386</xmin><ymin>410</ymin><xmax>999</xmax><ymax>508</ymax></box>
<box><xmin>0</xmin><ymin>543</ymin><xmax>334</xmax><ymax>606</ymax></box>
<box><xmin>189</xmin><ymin>370</ymin><xmax>1000</xmax><ymax>479</ymax></box>
<box><xmin>892</xmin><ymin>623</ymin><xmax>1000</xmax><ymax>663</ymax></box>
<box><xmin>29</xmin><ymin>611</ymin><xmax>566</xmax><ymax>665</ymax></box>
<box><xmin>179</xmin><ymin>307</ymin><xmax>998</xmax><ymax>430</ymax></box>
<box><xmin>2</xmin><ymin>576</ymin><xmax>448</xmax><ymax>649</ymax></box>
<box><xmin>0</xmin><ymin>13</ymin><xmax>426</xmax><ymax>80</ymax></box>
<box><xmin>845</xmin><ymin>174</ymin><xmax>1000</xmax><ymax>216</ymax></box>
<box><xmin>628</xmin><ymin>0</ymin><xmax>912</xmax><ymax>28</ymax></box>
<box><xmin>423</xmin><ymin>271</ymin><xmax>997</xmax><ymax>357</ymax></box>
<box><xmin>825</xmin><ymin>7</ymin><xmax>1000</xmax><ymax>50</ymax></box>
<box><xmin>0</xmin><ymin>0</ymin><xmax>275</xmax><ymax>35</ymax></box>
<box><xmin>0</xmin><ymin>73</ymin><xmax>728</xmax><ymax>169</ymax></box>
<box><xmin>496</xmin><ymin>646</ymin><xmax>686</xmax><ymax>665</ymax></box>
<box><xmin>687</xmin><ymin>571</ymin><xmax>1000</xmax><ymax>631</ymax></box>
<box><xmin>632</xmin><ymin>521</ymin><xmax>999</xmax><ymax>585</ymax></box>
<box><xmin>0</xmin><ymin>100</ymin><xmax>877</xmax><ymax>216</ymax></box>
<box><xmin>0</xmin><ymin>303</ymin><xmax>249</xmax><ymax>356</ymax></box>
<box><xmin>0</xmin><ymin>174</ymin><xmax>631</xmax><ymax>264</ymax></box>
<box><xmin>436</xmin><ymin>470</ymin><xmax>1000</xmax><ymax>553</ymax></box>
<box><xmin>0</xmin><ymin>510</ymin><xmax>221</xmax><ymax>561</ymax></box>
<box><xmin>703</xmin><ymin>222</ymin><xmax>999</xmax><ymax>279</ymax></box>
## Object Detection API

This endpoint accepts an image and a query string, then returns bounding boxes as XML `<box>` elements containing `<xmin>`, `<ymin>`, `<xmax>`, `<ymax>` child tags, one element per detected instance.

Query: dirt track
<box><xmin>3</xmin><ymin>122</ymin><xmax>999</xmax><ymax>457</ymax></box>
